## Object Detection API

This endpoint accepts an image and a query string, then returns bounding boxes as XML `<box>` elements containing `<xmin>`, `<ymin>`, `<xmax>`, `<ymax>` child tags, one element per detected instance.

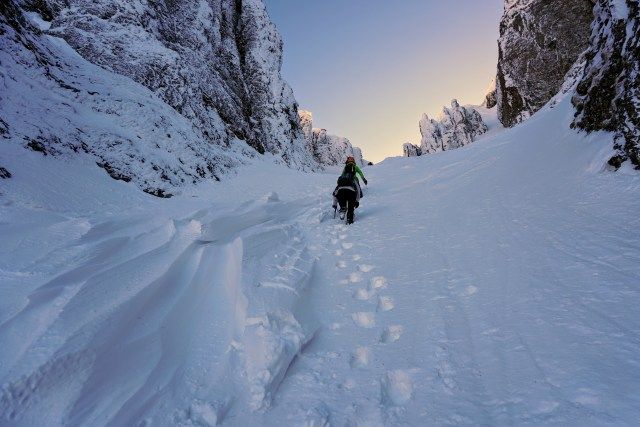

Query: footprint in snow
<box><xmin>377</xmin><ymin>296</ymin><xmax>395</xmax><ymax>312</ymax></box>
<box><xmin>381</xmin><ymin>370</ymin><xmax>413</xmax><ymax>407</ymax></box>
<box><xmin>354</xmin><ymin>288</ymin><xmax>372</xmax><ymax>301</ymax></box>
<box><xmin>340</xmin><ymin>378</ymin><xmax>357</xmax><ymax>391</ymax></box>
<box><xmin>341</xmin><ymin>242</ymin><xmax>354</xmax><ymax>250</ymax></box>
<box><xmin>335</xmin><ymin>249</ymin><xmax>344</xmax><ymax>256</ymax></box>
<box><xmin>331</xmin><ymin>238</ymin><xmax>339</xmax><ymax>245</ymax></box>
<box><xmin>352</xmin><ymin>254</ymin><xmax>362</xmax><ymax>261</ymax></box>
<box><xmin>352</xmin><ymin>312</ymin><xmax>376</xmax><ymax>328</ymax></box>
<box><xmin>370</xmin><ymin>276</ymin><xmax>388</xmax><ymax>290</ymax></box>
<box><xmin>349</xmin><ymin>272</ymin><xmax>363</xmax><ymax>283</ymax></box>
<box><xmin>380</xmin><ymin>325</ymin><xmax>403</xmax><ymax>343</ymax></box>
<box><xmin>358</xmin><ymin>264</ymin><xmax>374</xmax><ymax>273</ymax></box>
<box><xmin>460</xmin><ymin>285</ymin><xmax>478</xmax><ymax>297</ymax></box>
<box><xmin>350</xmin><ymin>346</ymin><xmax>372</xmax><ymax>368</ymax></box>
<box><xmin>336</xmin><ymin>260</ymin><xmax>347</xmax><ymax>269</ymax></box>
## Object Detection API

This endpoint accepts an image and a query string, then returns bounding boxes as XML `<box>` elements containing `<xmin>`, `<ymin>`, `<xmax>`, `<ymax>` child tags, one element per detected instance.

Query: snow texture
<box><xmin>0</xmin><ymin>79</ymin><xmax>639</xmax><ymax>426</ymax></box>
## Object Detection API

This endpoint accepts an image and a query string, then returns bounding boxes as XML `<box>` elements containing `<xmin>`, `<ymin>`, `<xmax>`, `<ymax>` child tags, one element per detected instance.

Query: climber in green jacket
<box><xmin>332</xmin><ymin>156</ymin><xmax>367</xmax><ymax>224</ymax></box>
<box><xmin>344</xmin><ymin>156</ymin><xmax>368</xmax><ymax>187</ymax></box>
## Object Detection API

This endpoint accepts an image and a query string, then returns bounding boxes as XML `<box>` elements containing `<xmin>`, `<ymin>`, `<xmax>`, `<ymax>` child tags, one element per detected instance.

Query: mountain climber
<box><xmin>332</xmin><ymin>156</ymin><xmax>368</xmax><ymax>224</ymax></box>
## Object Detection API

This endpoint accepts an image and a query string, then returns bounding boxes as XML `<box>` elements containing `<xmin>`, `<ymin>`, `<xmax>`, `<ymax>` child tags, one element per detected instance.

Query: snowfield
<box><xmin>1</xmin><ymin>93</ymin><xmax>639</xmax><ymax>425</ymax></box>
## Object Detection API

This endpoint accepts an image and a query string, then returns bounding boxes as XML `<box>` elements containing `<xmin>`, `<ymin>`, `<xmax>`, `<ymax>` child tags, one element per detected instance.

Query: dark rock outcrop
<box><xmin>572</xmin><ymin>0</ymin><xmax>640</xmax><ymax>168</ymax></box>
<box><xmin>496</xmin><ymin>0</ymin><xmax>594</xmax><ymax>127</ymax></box>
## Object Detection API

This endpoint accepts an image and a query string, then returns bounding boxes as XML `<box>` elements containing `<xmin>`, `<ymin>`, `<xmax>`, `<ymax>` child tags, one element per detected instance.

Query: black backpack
<box><xmin>337</xmin><ymin>163</ymin><xmax>356</xmax><ymax>186</ymax></box>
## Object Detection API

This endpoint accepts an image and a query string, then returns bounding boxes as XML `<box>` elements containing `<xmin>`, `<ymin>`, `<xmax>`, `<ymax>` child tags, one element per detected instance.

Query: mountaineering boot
<box><xmin>346</xmin><ymin>207</ymin><xmax>355</xmax><ymax>224</ymax></box>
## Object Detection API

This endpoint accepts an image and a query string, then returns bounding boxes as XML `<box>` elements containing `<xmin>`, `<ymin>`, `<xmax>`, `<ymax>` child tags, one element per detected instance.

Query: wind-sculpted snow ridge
<box><xmin>0</xmin><ymin>157</ymin><xmax>325</xmax><ymax>424</ymax></box>
<box><xmin>409</xmin><ymin>100</ymin><xmax>488</xmax><ymax>156</ymax></box>
<box><xmin>572</xmin><ymin>0</ymin><xmax>640</xmax><ymax>169</ymax></box>
<box><xmin>496</xmin><ymin>0</ymin><xmax>594</xmax><ymax>127</ymax></box>
<box><xmin>0</xmin><ymin>0</ymin><xmax>317</xmax><ymax>196</ymax></box>
<box><xmin>299</xmin><ymin>110</ymin><xmax>365</xmax><ymax>166</ymax></box>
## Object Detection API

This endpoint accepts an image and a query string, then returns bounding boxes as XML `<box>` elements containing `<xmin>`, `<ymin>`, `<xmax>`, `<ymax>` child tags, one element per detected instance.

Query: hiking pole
<box><xmin>333</xmin><ymin>206</ymin><xmax>337</xmax><ymax>219</ymax></box>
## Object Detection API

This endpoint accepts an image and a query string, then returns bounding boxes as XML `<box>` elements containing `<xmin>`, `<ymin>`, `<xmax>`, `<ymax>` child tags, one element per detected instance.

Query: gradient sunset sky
<box><xmin>265</xmin><ymin>0</ymin><xmax>504</xmax><ymax>163</ymax></box>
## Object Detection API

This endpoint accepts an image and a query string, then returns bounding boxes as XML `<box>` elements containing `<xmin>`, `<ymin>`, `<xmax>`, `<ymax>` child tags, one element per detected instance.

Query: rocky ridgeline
<box><xmin>496</xmin><ymin>0</ymin><xmax>594</xmax><ymax>127</ymax></box>
<box><xmin>572</xmin><ymin>0</ymin><xmax>639</xmax><ymax>169</ymax></box>
<box><xmin>404</xmin><ymin>100</ymin><xmax>488</xmax><ymax>157</ymax></box>
<box><xmin>299</xmin><ymin>110</ymin><xmax>364</xmax><ymax>166</ymax></box>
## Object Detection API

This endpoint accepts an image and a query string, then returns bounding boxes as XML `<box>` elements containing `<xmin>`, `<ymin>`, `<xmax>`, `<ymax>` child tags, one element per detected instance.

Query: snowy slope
<box><xmin>1</xmin><ymin>89</ymin><xmax>639</xmax><ymax>426</ymax></box>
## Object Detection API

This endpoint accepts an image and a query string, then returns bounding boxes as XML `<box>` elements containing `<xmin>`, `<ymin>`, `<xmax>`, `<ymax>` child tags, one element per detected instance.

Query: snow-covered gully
<box><xmin>1</xmin><ymin>96</ymin><xmax>639</xmax><ymax>425</ymax></box>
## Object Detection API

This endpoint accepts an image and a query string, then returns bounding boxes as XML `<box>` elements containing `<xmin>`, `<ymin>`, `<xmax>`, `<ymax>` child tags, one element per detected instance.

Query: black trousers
<box><xmin>336</xmin><ymin>188</ymin><xmax>357</xmax><ymax>223</ymax></box>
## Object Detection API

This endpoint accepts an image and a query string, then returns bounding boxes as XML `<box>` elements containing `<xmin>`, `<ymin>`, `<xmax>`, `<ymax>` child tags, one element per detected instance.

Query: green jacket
<box><xmin>345</xmin><ymin>162</ymin><xmax>366</xmax><ymax>181</ymax></box>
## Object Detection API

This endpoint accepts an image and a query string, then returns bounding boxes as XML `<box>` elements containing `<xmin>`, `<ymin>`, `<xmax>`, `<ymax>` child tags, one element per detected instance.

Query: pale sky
<box><xmin>265</xmin><ymin>0</ymin><xmax>504</xmax><ymax>163</ymax></box>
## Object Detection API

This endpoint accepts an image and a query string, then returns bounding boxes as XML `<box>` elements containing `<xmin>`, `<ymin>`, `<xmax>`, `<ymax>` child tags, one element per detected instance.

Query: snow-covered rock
<box><xmin>0</xmin><ymin>0</ymin><xmax>317</xmax><ymax>196</ymax></box>
<box><xmin>299</xmin><ymin>109</ymin><xmax>314</xmax><ymax>143</ymax></box>
<box><xmin>496</xmin><ymin>0</ymin><xmax>594</xmax><ymax>127</ymax></box>
<box><xmin>572</xmin><ymin>0</ymin><xmax>640</xmax><ymax>169</ymax></box>
<box><xmin>482</xmin><ymin>79</ymin><xmax>498</xmax><ymax>109</ymax></box>
<box><xmin>298</xmin><ymin>110</ymin><xmax>364</xmax><ymax>166</ymax></box>
<box><xmin>402</xmin><ymin>142</ymin><xmax>422</xmax><ymax>157</ymax></box>
<box><xmin>417</xmin><ymin>100</ymin><xmax>488</xmax><ymax>154</ymax></box>
<box><xmin>46</xmin><ymin>0</ymin><xmax>311</xmax><ymax>163</ymax></box>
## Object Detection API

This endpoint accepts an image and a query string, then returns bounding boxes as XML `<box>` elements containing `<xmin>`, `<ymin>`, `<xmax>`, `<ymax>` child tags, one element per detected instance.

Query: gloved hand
<box><xmin>363</xmin><ymin>178</ymin><xmax>368</xmax><ymax>185</ymax></box>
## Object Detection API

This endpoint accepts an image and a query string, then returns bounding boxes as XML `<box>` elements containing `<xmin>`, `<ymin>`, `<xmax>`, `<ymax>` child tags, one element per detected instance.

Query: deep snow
<box><xmin>1</xmin><ymin>93</ymin><xmax>639</xmax><ymax>425</ymax></box>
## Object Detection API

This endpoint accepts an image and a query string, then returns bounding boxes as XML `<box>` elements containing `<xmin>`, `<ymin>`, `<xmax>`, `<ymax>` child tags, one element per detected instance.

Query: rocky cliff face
<box><xmin>416</xmin><ymin>100</ymin><xmax>488</xmax><ymax>155</ymax></box>
<box><xmin>572</xmin><ymin>0</ymin><xmax>639</xmax><ymax>169</ymax></box>
<box><xmin>1</xmin><ymin>0</ymin><xmax>317</xmax><ymax>196</ymax></box>
<box><xmin>496</xmin><ymin>0</ymin><xmax>594</xmax><ymax>127</ymax></box>
<box><xmin>298</xmin><ymin>110</ymin><xmax>364</xmax><ymax>166</ymax></box>
<box><xmin>43</xmin><ymin>0</ymin><xmax>311</xmax><ymax>164</ymax></box>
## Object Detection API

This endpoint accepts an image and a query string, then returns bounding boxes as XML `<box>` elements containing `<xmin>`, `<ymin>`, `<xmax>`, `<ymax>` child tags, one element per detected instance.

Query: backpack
<box><xmin>337</xmin><ymin>163</ymin><xmax>356</xmax><ymax>186</ymax></box>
